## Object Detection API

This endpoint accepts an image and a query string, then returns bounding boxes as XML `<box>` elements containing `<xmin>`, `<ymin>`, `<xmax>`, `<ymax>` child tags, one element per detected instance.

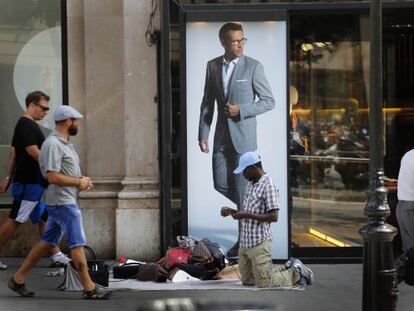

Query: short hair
<box><xmin>25</xmin><ymin>91</ymin><xmax>50</xmax><ymax>108</ymax></box>
<box><xmin>253</xmin><ymin>161</ymin><xmax>263</xmax><ymax>170</ymax></box>
<box><xmin>247</xmin><ymin>161</ymin><xmax>263</xmax><ymax>171</ymax></box>
<box><xmin>219</xmin><ymin>22</ymin><xmax>243</xmax><ymax>43</ymax></box>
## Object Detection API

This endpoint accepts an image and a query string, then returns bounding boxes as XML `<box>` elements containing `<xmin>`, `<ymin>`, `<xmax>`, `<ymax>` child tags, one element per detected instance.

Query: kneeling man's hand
<box><xmin>221</xmin><ymin>207</ymin><xmax>237</xmax><ymax>217</ymax></box>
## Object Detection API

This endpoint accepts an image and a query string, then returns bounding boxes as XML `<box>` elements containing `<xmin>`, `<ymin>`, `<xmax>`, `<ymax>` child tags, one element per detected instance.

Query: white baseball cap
<box><xmin>233</xmin><ymin>151</ymin><xmax>261</xmax><ymax>174</ymax></box>
<box><xmin>53</xmin><ymin>105</ymin><xmax>84</xmax><ymax>122</ymax></box>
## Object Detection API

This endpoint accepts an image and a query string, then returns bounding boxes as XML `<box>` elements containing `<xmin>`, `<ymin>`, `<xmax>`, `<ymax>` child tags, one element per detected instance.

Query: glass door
<box><xmin>289</xmin><ymin>12</ymin><xmax>370</xmax><ymax>257</ymax></box>
<box><xmin>383</xmin><ymin>9</ymin><xmax>414</xmax><ymax>257</ymax></box>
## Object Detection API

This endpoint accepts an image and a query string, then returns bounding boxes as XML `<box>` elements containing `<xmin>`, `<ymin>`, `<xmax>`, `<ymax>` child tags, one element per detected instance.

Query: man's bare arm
<box><xmin>0</xmin><ymin>147</ymin><xmax>16</xmax><ymax>192</ymax></box>
<box><xmin>232</xmin><ymin>209</ymin><xmax>278</xmax><ymax>223</ymax></box>
<box><xmin>25</xmin><ymin>145</ymin><xmax>40</xmax><ymax>162</ymax></box>
<box><xmin>47</xmin><ymin>171</ymin><xmax>93</xmax><ymax>191</ymax></box>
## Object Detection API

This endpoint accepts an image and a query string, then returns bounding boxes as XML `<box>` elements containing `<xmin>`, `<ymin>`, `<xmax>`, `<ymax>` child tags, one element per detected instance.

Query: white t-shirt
<box><xmin>398</xmin><ymin>149</ymin><xmax>414</xmax><ymax>201</ymax></box>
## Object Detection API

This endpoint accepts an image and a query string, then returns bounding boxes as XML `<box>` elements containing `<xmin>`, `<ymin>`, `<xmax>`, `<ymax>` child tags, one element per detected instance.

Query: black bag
<box><xmin>188</xmin><ymin>238</ymin><xmax>225</xmax><ymax>280</ymax></box>
<box><xmin>189</xmin><ymin>240</ymin><xmax>214</xmax><ymax>267</ymax></box>
<box><xmin>58</xmin><ymin>246</ymin><xmax>109</xmax><ymax>291</ymax></box>
<box><xmin>175</xmin><ymin>263</ymin><xmax>211</xmax><ymax>280</ymax></box>
<box><xmin>113</xmin><ymin>263</ymin><xmax>141</xmax><ymax>279</ymax></box>
<box><xmin>405</xmin><ymin>247</ymin><xmax>414</xmax><ymax>286</ymax></box>
<box><xmin>201</xmin><ymin>238</ymin><xmax>226</xmax><ymax>272</ymax></box>
<box><xmin>88</xmin><ymin>261</ymin><xmax>109</xmax><ymax>287</ymax></box>
<box><xmin>84</xmin><ymin>246</ymin><xmax>109</xmax><ymax>287</ymax></box>
<box><xmin>136</xmin><ymin>263</ymin><xmax>169</xmax><ymax>282</ymax></box>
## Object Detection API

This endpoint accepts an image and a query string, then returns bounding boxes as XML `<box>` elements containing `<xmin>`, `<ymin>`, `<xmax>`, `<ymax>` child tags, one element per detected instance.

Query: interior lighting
<box><xmin>309</xmin><ymin>228</ymin><xmax>352</xmax><ymax>247</ymax></box>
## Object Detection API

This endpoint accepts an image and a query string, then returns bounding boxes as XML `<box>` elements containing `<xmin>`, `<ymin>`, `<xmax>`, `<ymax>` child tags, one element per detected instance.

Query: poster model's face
<box><xmin>222</xmin><ymin>30</ymin><xmax>245</xmax><ymax>59</ymax></box>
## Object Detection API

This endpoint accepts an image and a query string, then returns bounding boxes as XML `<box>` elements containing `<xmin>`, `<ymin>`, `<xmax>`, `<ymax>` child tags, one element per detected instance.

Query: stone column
<box><xmin>68</xmin><ymin>0</ymin><xmax>160</xmax><ymax>260</ymax></box>
<box><xmin>116</xmin><ymin>0</ymin><xmax>160</xmax><ymax>260</ymax></box>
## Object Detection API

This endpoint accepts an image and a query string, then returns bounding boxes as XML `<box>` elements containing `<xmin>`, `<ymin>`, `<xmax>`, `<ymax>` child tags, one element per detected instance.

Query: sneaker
<box><xmin>295</xmin><ymin>272</ymin><xmax>307</xmax><ymax>286</ymax></box>
<box><xmin>49</xmin><ymin>252</ymin><xmax>71</xmax><ymax>267</ymax></box>
<box><xmin>7</xmin><ymin>277</ymin><xmax>35</xmax><ymax>297</ymax></box>
<box><xmin>282</xmin><ymin>257</ymin><xmax>296</xmax><ymax>270</ymax></box>
<box><xmin>0</xmin><ymin>261</ymin><xmax>7</xmax><ymax>270</ymax></box>
<box><xmin>291</xmin><ymin>259</ymin><xmax>314</xmax><ymax>285</ymax></box>
<box><xmin>83</xmin><ymin>285</ymin><xmax>111</xmax><ymax>299</ymax></box>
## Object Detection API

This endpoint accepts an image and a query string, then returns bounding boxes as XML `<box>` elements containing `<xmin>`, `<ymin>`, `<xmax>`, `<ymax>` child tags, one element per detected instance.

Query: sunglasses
<box><xmin>34</xmin><ymin>103</ymin><xmax>50</xmax><ymax>111</ymax></box>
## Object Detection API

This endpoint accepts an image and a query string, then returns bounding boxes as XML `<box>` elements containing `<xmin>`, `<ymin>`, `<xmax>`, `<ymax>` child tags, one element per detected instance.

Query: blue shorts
<box><xmin>41</xmin><ymin>204</ymin><xmax>86</xmax><ymax>249</ymax></box>
<box><xmin>9</xmin><ymin>183</ymin><xmax>47</xmax><ymax>224</ymax></box>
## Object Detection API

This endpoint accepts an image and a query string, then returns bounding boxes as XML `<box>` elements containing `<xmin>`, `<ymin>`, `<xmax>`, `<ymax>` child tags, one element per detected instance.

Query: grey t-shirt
<box><xmin>40</xmin><ymin>130</ymin><xmax>81</xmax><ymax>205</ymax></box>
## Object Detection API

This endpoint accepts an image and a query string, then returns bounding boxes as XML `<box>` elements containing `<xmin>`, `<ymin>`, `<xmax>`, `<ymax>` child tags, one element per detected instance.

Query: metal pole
<box><xmin>359</xmin><ymin>0</ymin><xmax>399</xmax><ymax>310</ymax></box>
<box><xmin>159</xmin><ymin>0</ymin><xmax>173</xmax><ymax>254</ymax></box>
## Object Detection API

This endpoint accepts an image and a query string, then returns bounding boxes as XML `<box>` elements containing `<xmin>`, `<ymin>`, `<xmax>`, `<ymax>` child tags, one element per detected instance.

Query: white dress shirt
<box><xmin>222</xmin><ymin>57</ymin><xmax>239</xmax><ymax>98</ymax></box>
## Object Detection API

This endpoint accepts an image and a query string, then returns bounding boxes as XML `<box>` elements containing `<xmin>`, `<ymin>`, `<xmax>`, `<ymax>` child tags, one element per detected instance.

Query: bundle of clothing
<box><xmin>113</xmin><ymin>237</ymin><xmax>227</xmax><ymax>283</ymax></box>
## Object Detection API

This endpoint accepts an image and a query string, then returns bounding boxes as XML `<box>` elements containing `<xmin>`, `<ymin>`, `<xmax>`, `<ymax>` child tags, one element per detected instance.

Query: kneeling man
<box><xmin>221</xmin><ymin>151</ymin><xmax>314</xmax><ymax>287</ymax></box>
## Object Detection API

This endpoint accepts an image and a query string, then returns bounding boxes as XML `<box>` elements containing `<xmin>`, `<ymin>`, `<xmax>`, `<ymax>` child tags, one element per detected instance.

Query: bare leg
<box><xmin>0</xmin><ymin>218</ymin><xmax>20</xmax><ymax>248</ymax></box>
<box><xmin>38</xmin><ymin>221</ymin><xmax>60</xmax><ymax>255</ymax></box>
<box><xmin>70</xmin><ymin>246</ymin><xmax>94</xmax><ymax>291</ymax></box>
<box><xmin>37</xmin><ymin>221</ymin><xmax>45</xmax><ymax>236</ymax></box>
<box><xmin>14</xmin><ymin>241</ymin><xmax>53</xmax><ymax>283</ymax></box>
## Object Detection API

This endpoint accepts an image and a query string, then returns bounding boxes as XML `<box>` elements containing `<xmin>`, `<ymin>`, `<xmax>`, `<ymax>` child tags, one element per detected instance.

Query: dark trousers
<box><xmin>212</xmin><ymin>147</ymin><xmax>248</xmax><ymax>210</ymax></box>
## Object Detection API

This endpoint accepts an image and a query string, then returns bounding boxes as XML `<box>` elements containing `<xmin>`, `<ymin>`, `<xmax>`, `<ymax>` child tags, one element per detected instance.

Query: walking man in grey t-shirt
<box><xmin>8</xmin><ymin>105</ymin><xmax>111</xmax><ymax>299</ymax></box>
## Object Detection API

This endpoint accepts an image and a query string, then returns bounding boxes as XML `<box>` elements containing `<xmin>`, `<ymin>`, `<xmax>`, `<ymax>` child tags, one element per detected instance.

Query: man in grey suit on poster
<box><xmin>198</xmin><ymin>22</ymin><xmax>275</xmax><ymax>256</ymax></box>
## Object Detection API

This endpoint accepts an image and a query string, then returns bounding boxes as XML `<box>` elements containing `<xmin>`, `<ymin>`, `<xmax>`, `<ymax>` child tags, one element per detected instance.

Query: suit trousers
<box><xmin>212</xmin><ymin>146</ymin><xmax>248</xmax><ymax>209</ymax></box>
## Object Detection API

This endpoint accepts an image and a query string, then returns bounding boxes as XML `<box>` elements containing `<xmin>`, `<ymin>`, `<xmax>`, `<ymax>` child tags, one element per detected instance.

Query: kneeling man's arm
<box><xmin>232</xmin><ymin>209</ymin><xmax>278</xmax><ymax>223</ymax></box>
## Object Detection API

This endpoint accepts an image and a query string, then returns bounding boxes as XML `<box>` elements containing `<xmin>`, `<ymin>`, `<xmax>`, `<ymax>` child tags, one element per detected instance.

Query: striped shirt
<box><xmin>240</xmin><ymin>173</ymin><xmax>279</xmax><ymax>249</ymax></box>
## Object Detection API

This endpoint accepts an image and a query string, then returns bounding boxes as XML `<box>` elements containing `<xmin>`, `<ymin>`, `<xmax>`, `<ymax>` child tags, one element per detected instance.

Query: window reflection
<box><xmin>0</xmin><ymin>0</ymin><xmax>61</xmax><ymax>205</ymax></box>
<box><xmin>383</xmin><ymin>11</ymin><xmax>414</xmax><ymax>257</ymax></box>
<box><xmin>290</xmin><ymin>14</ymin><xmax>370</xmax><ymax>248</ymax></box>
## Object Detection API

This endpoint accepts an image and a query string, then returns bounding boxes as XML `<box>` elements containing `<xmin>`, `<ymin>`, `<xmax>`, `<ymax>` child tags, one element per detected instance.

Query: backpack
<box><xmin>57</xmin><ymin>246</ymin><xmax>109</xmax><ymax>291</ymax></box>
<box><xmin>165</xmin><ymin>247</ymin><xmax>192</xmax><ymax>269</ymax></box>
<box><xmin>188</xmin><ymin>238</ymin><xmax>225</xmax><ymax>279</ymax></box>
<box><xmin>201</xmin><ymin>238</ymin><xmax>226</xmax><ymax>272</ymax></box>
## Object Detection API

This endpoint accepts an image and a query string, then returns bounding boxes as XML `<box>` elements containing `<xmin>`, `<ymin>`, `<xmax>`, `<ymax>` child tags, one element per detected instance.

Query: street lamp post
<box><xmin>359</xmin><ymin>0</ymin><xmax>399</xmax><ymax>310</ymax></box>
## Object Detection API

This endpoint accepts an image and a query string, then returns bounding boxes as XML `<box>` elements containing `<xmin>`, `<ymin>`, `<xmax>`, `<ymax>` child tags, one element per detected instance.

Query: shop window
<box><xmin>289</xmin><ymin>13</ymin><xmax>370</xmax><ymax>248</ymax></box>
<box><xmin>0</xmin><ymin>0</ymin><xmax>63</xmax><ymax>206</ymax></box>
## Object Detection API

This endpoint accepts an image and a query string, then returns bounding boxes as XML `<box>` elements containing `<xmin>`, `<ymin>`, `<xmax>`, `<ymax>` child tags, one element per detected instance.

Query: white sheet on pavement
<box><xmin>108</xmin><ymin>278</ymin><xmax>305</xmax><ymax>291</ymax></box>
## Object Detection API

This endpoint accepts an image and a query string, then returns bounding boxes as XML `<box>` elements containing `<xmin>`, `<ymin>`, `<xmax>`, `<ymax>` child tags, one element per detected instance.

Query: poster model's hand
<box><xmin>199</xmin><ymin>139</ymin><xmax>209</xmax><ymax>153</ymax></box>
<box><xmin>224</xmin><ymin>103</ymin><xmax>240</xmax><ymax>118</ymax></box>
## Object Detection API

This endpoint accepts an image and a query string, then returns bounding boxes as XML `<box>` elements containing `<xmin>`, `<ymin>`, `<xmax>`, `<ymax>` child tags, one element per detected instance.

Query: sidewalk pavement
<box><xmin>0</xmin><ymin>259</ymin><xmax>412</xmax><ymax>311</ymax></box>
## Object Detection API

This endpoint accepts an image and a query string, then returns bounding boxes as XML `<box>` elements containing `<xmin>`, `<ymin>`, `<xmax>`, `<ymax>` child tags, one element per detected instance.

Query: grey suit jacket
<box><xmin>198</xmin><ymin>55</ymin><xmax>275</xmax><ymax>154</ymax></box>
